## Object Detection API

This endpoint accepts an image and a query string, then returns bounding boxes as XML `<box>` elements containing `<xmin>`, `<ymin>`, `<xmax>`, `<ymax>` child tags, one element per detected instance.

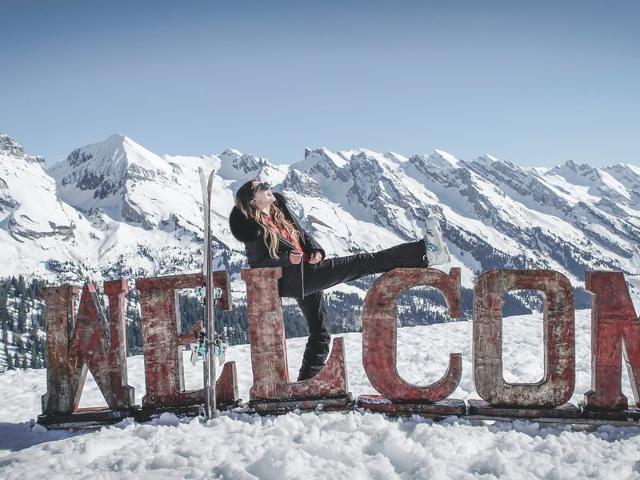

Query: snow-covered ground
<box><xmin>1</xmin><ymin>310</ymin><xmax>640</xmax><ymax>479</ymax></box>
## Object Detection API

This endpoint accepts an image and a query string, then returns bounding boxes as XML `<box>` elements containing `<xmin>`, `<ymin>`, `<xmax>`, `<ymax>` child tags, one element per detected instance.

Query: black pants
<box><xmin>295</xmin><ymin>240</ymin><xmax>427</xmax><ymax>380</ymax></box>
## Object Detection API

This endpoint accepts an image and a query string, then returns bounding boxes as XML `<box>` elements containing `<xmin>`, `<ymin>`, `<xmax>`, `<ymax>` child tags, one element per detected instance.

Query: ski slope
<box><xmin>1</xmin><ymin>310</ymin><xmax>639</xmax><ymax>479</ymax></box>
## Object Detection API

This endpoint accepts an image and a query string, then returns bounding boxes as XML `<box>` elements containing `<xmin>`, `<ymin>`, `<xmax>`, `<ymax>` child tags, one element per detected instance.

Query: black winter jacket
<box><xmin>228</xmin><ymin>192</ymin><xmax>326</xmax><ymax>299</ymax></box>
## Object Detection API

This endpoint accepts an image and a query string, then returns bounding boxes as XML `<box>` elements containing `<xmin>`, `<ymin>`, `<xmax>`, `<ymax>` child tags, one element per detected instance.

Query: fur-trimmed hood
<box><xmin>229</xmin><ymin>191</ymin><xmax>288</xmax><ymax>243</ymax></box>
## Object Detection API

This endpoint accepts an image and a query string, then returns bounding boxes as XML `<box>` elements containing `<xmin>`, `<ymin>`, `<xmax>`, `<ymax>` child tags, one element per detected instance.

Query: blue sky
<box><xmin>1</xmin><ymin>0</ymin><xmax>638</xmax><ymax>167</ymax></box>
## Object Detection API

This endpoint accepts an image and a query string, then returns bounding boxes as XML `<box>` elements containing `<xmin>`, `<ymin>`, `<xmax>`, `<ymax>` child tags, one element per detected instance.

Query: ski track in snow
<box><xmin>1</xmin><ymin>310</ymin><xmax>640</xmax><ymax>479</ymax></box>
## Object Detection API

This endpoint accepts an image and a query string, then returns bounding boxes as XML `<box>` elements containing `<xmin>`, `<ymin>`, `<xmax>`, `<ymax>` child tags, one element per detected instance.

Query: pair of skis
<box><xmin>196</xmin><ymin>166</ymin><xmax>223</xmax><ymax>420</ymax></box>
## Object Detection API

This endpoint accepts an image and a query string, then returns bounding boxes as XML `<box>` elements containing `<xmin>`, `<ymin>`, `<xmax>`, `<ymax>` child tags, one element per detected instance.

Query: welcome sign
<box><xmin>36</xmin><ymin>267</ymin><xmax>640</xmax><ymax>429</ymax></box>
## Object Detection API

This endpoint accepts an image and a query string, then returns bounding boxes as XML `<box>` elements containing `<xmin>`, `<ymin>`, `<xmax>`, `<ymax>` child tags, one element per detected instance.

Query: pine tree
<box><xmin>28</xmin><ymin>322</ymin><xmax>41</xmax><ymax>367</ymax></box>
<box><xmin>30</xmin><ymin>342</ymin><xmax>38</xmax><ymax>368</ymax></box>
<box><xmin>16</xmin><ymin>335</ymin><xmax>25</xmax><ymax>355</ymax></box>
<box><xmin>28</xmin><ymin>278</ymin><xmax>42</xmax><ymax>299</ymax></box>
<box><xmin>17</xmin><ymin>298</ymin><xmax>27</xmax><ymax>334</ymax></box>
<box><xmin>39</xmin><ymin>335</ymin><xmax>47</xmax><ymax>368</ymax></box>
<box><xmin>5</xmin><ymin>303</ymin><xmax>13</xmax><ymax>332</ymax></box>
<box><xmin>17</xmin><ymin>275</ymin><xmax>26</xmax><ymax>298</ymax></box>
<box><xmin>5</xmin><ymin>347</ymin><xmax>14</xmax><ymax>370</ymax></box>
<box><xmin>0</xmin><ymin>285</ymin><xmax>8</xmax><ymax>329</ymax></box>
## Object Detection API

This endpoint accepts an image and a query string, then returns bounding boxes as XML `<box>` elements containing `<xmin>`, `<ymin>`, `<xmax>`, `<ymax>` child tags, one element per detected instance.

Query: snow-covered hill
<box><xmin>1</xmin><ymin>132</ymin><xmax>639</xmax><ymax>306</ymax></box>
<box><xmin>0</xmin><ymin>135</ymin><xmax>78</xmax><ymax>277</ymax></box>
<box><xmin>1</xmin><ymin>311</ymin><xmax>639</xmax><ymax>479</ymax></box>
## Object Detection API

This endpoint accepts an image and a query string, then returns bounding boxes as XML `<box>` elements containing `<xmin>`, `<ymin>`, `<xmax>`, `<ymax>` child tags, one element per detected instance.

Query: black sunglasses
<box><xmin>252</xmin><ymin>181</ymin><xmax>272</xmax><ymax>192</ymax></box>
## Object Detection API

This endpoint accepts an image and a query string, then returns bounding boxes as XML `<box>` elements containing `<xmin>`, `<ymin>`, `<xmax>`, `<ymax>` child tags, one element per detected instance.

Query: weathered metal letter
<box><xmin>584</xmin><ymin>271</ymin><xmax>640</xmax><ymax>410</ymax></box>
<box><xmin>136</xmin><ymin>272</ymin><xmax>237</xmax><ymax>409</ymax></box>
<box><xmin>41</xmin><ymin>280</ymin><xmax>134</xmax><ymax>415</ymax></box>
<box><xmin>361</xmin><ymin>268</ymin><xmax>462</xmax><ymax>402</ymax></box>
<box><xmin>473</xmin><ymin>270</ymin><xmax>575</xmax><ymax>407</ymax></box>
<box><xmin>241</xmin><ymin>267</ymin><xmax>349</xmax><ymax>404</ymax></box>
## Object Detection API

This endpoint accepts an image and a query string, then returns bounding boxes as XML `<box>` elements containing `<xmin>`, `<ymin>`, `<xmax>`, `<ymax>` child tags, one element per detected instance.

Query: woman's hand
<box><xmin>289</xmin><ymin>250</ymin><xmax>303</xmax><ymax>264</ymax></box>
<box><xmin>308</xmin><ymin>251</ymin><xmax>323</xmax><ymax>264</ymax></box>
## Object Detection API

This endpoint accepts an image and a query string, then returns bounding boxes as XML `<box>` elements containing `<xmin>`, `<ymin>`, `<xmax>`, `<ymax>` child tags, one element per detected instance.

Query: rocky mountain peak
<box><xmin>281</xmin><ymin>169</ymin><xmax>323</xmax><ymax>197</ymax></box>
<box><xmin>0</xmin><ymin>134</ymin><xmax>24</xmax><ymax>157</ymax></box>
<box><xmin>410</xmin><ymin>150</ymin><xmax>460</xmax><ymax>171</ymax></box>
<box><xmin>549</xmin><ymin>160</ymin><xmax>602</xmax><ymax>186</ymax></box>
<box><xmin>216</xmin><ymin>149</ymin><xmax>285</xmax><ymax>187</ymax></box>
<box><xmin>350</xmin><ymin>151</ymin><xmax>385</xmax><ymax>176</ymax></box>
<box><xmin>290</xmin><ymin>147</ymin><xmax>350</xmax><ymax>184</ymax></box>
<box><xmin>47</xmin><ymin>135</ymin><xmax>177</xmax><ymax>232</ymax></box>
<box><xmin>218</xmin><ymin>149</ymin><xmax>266</xmax><ymax>173</ymax></box>
<box><xmin>0</xmin><ymin>134</ymin><xmax>45</xmax><ymax>165</ymax></box>
<box><xmin>552</xmin><ymin>159</ymin><xmax>597</xmax><ymax>175</ymax></box>
<box><xmin>473</xmin><ymin>154</ymin><xmax>507</xmax><ymax>167</ymax></box>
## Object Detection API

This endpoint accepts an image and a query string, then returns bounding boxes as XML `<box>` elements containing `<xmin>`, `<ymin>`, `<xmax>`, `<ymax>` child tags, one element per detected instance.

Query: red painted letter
<box><xmin>584</xmin><ymin>271</ymin><xmax>640</xmax><ymax>410</ymax></box>
<box><xmin>473</xmin><ymin>270</ymin><xmax>575</xmax><ymax>407</ymax></box>
<box><xmin>136</xmin><ymin>272</ymin><xmax>237</xmax><ymax>409</ymax></box>
<box><xmin>41</xmin><ymin>280</ymin><xmax>134</xmax><ymax>415</ymax></box>
<box><xmin>241</xmin><ymin>267</ymin><xmax>349</xmax><ymax>401</ymax></box>
<box><xmin>361</xmin><ymin>268</ymin><xmax>462</xmax><ymax>402</ymax></box>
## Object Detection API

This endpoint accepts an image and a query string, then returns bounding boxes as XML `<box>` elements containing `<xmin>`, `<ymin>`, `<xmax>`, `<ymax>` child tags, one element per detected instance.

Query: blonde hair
<box><xmin>235</xmin><ymin>181</ymin><xmax>300</xmax><ymax>258</ymax></box>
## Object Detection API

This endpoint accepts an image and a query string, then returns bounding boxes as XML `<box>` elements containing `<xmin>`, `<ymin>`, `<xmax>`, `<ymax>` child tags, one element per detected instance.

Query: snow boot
<box><xmin>422</xmin><ymin>216</ymin><xmax>451</xmax><ymax>266</ymax></box>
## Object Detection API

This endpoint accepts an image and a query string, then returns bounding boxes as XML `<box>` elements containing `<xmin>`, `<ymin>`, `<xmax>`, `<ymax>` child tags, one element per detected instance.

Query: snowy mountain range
<box><xmin>1</xmin><ymin>132</ymin><xmax>639</xmax><ymax>308</ymax></box>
